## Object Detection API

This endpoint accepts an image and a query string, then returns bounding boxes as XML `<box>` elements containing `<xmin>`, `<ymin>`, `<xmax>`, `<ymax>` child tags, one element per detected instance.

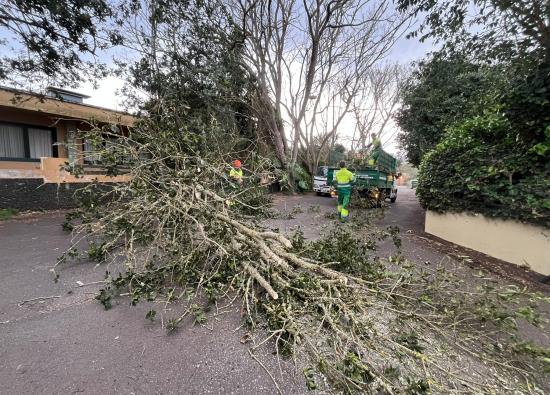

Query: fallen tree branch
<box><xmin>56</xmin><ymin>126</ymin><xmax>549</xmax><ymax>394</ymax></box>
<box><xmin>242</xmin><ymin>261</ymin><xmax>278</xmax><ymax>300</ymax></box>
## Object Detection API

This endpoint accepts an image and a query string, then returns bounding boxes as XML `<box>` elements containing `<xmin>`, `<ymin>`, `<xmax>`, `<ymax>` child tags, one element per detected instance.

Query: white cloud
<box><xmin>78</xmin><ymin>76</ymin><xmax>127</xmax><ymax>111</ymax></box>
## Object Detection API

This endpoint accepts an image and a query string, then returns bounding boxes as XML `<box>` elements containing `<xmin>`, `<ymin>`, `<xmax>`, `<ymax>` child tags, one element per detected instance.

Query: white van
<box><xmin>313</xmin><ymin>166</ymin><xmax>331</xmax><ymax>196</ymax></box>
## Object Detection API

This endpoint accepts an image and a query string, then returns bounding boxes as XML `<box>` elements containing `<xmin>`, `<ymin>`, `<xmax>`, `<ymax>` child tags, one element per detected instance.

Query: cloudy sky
<box><xmin>81</xmin><ymin>31</ymin><xmax>433</xmax><ymax>109</ymax></box>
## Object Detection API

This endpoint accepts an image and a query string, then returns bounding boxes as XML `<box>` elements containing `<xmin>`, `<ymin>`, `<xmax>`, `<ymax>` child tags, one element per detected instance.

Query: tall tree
<box><xmin>117</xmin><ymin>0</ymin><xmax>258</xmax><ymax>155</ymax></box>
<box><xmin>351</xmin><ymin>63</ymin><xmax>407</xmax><ymax>153</ymax></box>
<box><xmin>396</xmin><ymin>0</ymin><xmax>550</xmax><ymax>62</ymax></box>
<box><xmin>235</xmin><ymin>0</ymin><xmax>410</xmax><ymax>183</ymax></box>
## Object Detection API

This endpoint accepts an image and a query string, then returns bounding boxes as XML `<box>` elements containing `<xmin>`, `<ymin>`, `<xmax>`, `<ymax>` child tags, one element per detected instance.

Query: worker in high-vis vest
<box><xmin>335</xmin><ymin>161</ymin><xmax>355</xmax><ymax>221</ymax></box>
<box><xmin>229</xmin><ymin>159</ymin><xmax>243</xmax><ymax>186</ymax></box>
<box><xmin>367</xmin><ymin>133</ymin><xmax>382</xmax><ymax>166</ymax></box>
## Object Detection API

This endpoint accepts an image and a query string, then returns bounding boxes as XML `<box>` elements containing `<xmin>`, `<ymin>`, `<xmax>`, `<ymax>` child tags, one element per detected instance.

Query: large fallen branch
<box><xmin>58</xmin><ymin>126</ymin><xmax>549</xmax><ymax>394</ymax></box>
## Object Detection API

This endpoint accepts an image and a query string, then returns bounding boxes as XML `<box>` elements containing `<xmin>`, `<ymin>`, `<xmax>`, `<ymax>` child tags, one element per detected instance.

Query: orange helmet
<box><xmin>233</xmin><ymin>160</ymin><xmax>242</xmax><ymax>168</ymax></box>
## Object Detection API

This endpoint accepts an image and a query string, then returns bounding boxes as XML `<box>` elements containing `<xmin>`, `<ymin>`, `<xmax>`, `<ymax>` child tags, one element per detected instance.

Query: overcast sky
<box><xmin>81</xmin><ymin>31</ymin><xmax>433</xmax><ymax>107</ymax></box>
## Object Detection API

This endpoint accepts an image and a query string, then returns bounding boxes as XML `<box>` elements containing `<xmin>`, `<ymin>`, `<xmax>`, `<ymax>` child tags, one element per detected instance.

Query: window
<box><xmin>0</xmin><ymin>122</ymin><xmax>55</xmax><ymax>160</ymax></box>
<box><xmin>66</xmin><ymin>125</ymin><xmax>78</xmax><ymax>165</ymax></box>
<box><xmin>28</xmin><ymin>128</ymin><xmax>53</xmax><ymax>158</ymax></box>
<box><xmin>0</xmin><ymin>124</ymin><xmax>25</xmax><ymax>158</ymax></box>
<box><xmin>83</xmin><ymin>139</ymin><xmax>103</xmax><ymax>165</ymax></box>
<box><xmin>83</xmin><ymin>136</ymin><xmax>132</xmax><ymax>165</ymax></box>
<box><xmin>316</xmin><ymin>166</ymin><xmax>328</xmax><ymax>177</ymax></box>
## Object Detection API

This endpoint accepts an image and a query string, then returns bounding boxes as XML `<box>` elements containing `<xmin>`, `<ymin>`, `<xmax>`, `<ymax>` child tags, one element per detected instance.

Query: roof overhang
<box><xmin>0</xmin><ymin>86</ymin><xmax>136</xmax><ymax>127</ymax></box>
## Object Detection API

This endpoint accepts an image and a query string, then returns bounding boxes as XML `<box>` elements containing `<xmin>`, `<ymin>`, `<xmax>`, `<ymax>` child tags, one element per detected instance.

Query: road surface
<box><xmin>0</xmin><ymin>213</ymin><xmax>306</xmax><ymax>395</ymax></box>
<box><xmin>1</xmin><ymin>187</ymin><xmax>548</xmax><ymax>394</ymax></box>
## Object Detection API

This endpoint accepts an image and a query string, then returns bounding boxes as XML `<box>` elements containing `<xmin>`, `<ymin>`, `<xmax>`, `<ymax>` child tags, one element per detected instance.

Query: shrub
<box><xmin>417</xmin><ymin>112</ymin><xmax>550</xmax><ymax>227</ymax></box>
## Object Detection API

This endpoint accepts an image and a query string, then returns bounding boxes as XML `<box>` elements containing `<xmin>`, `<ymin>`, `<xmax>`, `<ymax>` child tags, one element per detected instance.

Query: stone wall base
<box><xmin>0</xmin><ymin>179</ymin><xmax>116</xmax><ymax>211</ymax></box>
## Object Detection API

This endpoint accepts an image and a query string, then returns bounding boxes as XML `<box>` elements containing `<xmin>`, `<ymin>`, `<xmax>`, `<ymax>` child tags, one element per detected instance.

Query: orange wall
<box><xmin>0</xmin><ymin>161</ymin><xmax>39</xmax><ymax>170</ymax></box>
<box><xmin>41</xmin><ymin>158</ymin><xmax>131</xmax><ymax>184</ymax></box>
<box><xmin>0</xmin><ymin>161</ymin><xmax>42</xmax><ymax>178</ymax></box>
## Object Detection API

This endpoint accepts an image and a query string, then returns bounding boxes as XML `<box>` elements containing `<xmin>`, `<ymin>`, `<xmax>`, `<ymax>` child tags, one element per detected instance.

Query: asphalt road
<box><xmin>0</xmin><ymin>213</ymin><xmax>306</xmax><ymax>395</ymax></box>
<box><xmin>1</xmin><ymin>187</ymin><xmax>547</xmax><ymax>394</ymax></box>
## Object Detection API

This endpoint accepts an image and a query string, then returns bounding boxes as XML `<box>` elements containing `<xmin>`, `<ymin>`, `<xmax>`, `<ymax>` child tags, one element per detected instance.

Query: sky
<box><xmin>344</xmin><ymin>33</ymin><xmax>434</xmax><ymax>154</ymax></box>
<box><xmin>79</xmin><ymin>13</ymin><xmax>434</xmax><ymax>154</ymax></box>
<box><xmin>78</xmin><ymin>76</ymin><xmax>127</xmax><ymax>111</ymax></box>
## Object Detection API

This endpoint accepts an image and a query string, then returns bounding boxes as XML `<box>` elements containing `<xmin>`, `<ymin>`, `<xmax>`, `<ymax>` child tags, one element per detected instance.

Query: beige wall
<box><xmin>41</xmin><ymin>158</ymin><xmax>130</xmax><ymax>184</ymax></box>
<box><xmin>0</xmin><ymin>161</ymin><xmax>42</xmax><ymax>178</ymax></box>
<box><xmin>425</xmin><ymin>211</ymin><xmax>550</xmax><ymax>275</ymax></box>
<box><xmin>0</xmin><ymin>158</ymin><xmax>130</xmax><ymax>182</ymax></box>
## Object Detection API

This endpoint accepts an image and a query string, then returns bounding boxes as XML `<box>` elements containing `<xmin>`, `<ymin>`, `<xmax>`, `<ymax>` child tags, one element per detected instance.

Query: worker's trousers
<box><xmin>336</xmin><ymin>187</ymin><xmax>351</xmax><ymax>220</ymax></box>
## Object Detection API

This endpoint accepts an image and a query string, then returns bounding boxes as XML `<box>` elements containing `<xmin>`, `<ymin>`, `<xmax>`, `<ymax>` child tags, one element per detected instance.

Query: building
<box><xmin>0</xmin><ymin>86</ymin><xmax>136</xmax><ymax>210</ymax></box>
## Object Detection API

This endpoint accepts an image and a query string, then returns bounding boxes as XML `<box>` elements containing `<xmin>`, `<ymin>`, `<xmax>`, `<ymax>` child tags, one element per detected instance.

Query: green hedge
<box><xmin>417</xmin><ymin>113</ymin><xmax>550</xmax><ymax>228</ymax></box>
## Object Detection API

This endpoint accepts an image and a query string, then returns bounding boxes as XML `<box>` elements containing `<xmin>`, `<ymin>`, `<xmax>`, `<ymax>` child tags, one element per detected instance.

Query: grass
<box><xmin>0</xmin><ymin>208</ymin><xmax>19</xmax><ymax>221</ymax></box>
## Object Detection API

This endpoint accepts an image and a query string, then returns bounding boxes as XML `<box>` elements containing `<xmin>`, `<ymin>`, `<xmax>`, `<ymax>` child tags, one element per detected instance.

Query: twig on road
<box><xmin>76</xmin><ymin>280</ymin><xmax>107</xmax><ymax>287</ymax></box>
<box><xmin>248</xmin><ymin>348</ymin><xmax>282</xmax><ymax>395</ymax></box>
<box><xmin>18</xmin><ymin>295</ymin><xmax>61</xmax><ymax>306</ymax></box>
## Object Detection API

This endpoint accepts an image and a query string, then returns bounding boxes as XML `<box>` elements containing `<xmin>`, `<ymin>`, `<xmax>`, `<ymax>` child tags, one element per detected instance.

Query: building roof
<box><xmin>46</xmin><ymin>86</ymin><xmax>91</xmax><ymax>99</ymax></box>
<box><xmin>0</xmin><ymin>85</ymin><xmax>136</xmax><ymax>126</ymax></box>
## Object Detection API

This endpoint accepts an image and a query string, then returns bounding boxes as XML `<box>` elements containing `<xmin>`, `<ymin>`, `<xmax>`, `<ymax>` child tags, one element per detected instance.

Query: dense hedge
<box><xmin>417</xmin><ymin>113</ymin><xmax>550</xmax><ymax>228</ymax></box>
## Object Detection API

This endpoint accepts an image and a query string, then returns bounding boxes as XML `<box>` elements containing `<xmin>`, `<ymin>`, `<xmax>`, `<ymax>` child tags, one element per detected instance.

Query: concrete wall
<box><xmin>0</xmin><ymin>161</ymin><xmax>42</xmax><ymax>178</ymax></box>
<box><xmin>0</xmin><ymin>158</ymin><xmax>130</xmax><ymax>183</ymax></box>
<box><xmin>425</xmin><ymin>211</ymin><xmax>550</xmax><ymax>275</ymax></box>
<box><xmin>41</xmin><ymin>158</ymin><xmax>131</xmax><ymax>184</ymax></box>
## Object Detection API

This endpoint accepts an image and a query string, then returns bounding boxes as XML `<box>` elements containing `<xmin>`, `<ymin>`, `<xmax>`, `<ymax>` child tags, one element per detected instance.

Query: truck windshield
<box><xmin>316</xmin><ymin>166</ymin><xmax>328</xmax><ymax>177</ymax></box>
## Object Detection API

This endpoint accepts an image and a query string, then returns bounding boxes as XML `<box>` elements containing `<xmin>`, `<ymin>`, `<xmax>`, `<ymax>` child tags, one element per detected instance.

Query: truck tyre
<box><xmin>390</xmin><ymin>196</ymin><xmax>396</xmax><ymax>203</ymax></box>
<box><xmin>316</xmin><ymin>191</ymin><xmax>322</xmax><ymax>196</ymax></box>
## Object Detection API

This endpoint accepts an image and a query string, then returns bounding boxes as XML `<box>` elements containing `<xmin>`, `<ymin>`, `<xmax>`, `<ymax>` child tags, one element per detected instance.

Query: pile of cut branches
<box><xmin>58</xmin><ymin>125</ymin><xmax>549</xmax><ymax>394</ymax></box>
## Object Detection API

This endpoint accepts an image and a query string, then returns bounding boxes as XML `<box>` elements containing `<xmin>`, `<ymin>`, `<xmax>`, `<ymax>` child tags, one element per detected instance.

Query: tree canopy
<box><xmin>397</xmin><ymin>0</ymin><xmax>550</xmax><ymax>225</ymax></box>
<box><xmin>120</xmin><ymin>0</ymin><xmax>257</xmax><ymax>152</ymax></box>
<box><xmin>396</xmin><ymin>55</ymin><xmax>506</xmax><ymax>166</ymax></box>
<box><xmin>396</xmin><ymin>0</ymin><xmax>550</xmax><ymax>63</ymax></box>
<box><xmin>0</xmin><ymin>0</ymin><xmax>122</xmax><ymax>86</ymax></box>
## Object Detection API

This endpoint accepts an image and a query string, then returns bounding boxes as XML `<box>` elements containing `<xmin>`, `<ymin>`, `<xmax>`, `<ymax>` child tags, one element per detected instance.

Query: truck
<box><xmin>327</xmin><ymin>149</ymin><xmax>398</xmax><ymax>204</ymax></box>
<box><xmin>313</xmin><ymin>165</ymin><xmax>331</xmax><ymax>195</ymax></box>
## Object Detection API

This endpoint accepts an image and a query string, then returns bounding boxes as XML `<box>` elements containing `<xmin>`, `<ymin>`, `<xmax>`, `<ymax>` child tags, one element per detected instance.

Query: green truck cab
<box><xmin>327</xmin><ymin>149</ymin><xmax>398</xmax><ymax>203</ymax></box>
